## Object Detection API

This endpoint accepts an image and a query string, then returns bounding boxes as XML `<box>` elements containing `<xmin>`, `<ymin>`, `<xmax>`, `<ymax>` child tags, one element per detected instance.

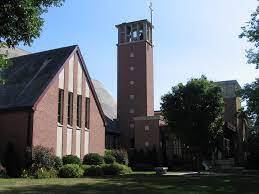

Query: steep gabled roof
<box><xmin>0</xmin><ymin>45</ymin><xmax>76</xmax><ymax>109</ymax></box>
<box><xmin>0</xmin><ymin>45</ymin><xmax>106</xmax><ymax>125</ymax></box>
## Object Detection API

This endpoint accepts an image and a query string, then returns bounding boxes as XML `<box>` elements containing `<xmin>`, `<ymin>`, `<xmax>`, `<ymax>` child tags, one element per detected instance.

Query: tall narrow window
<box><xmin>77</xmin><ymin>95</ymin><xmax>82</xmax><ymax>128</ymax></box>
<box><xmin>58</xmin><ymin>89</ymin><xmax>64</xmax><ymax>124</ymax></box>
<box><xmin>85</xmin><ymin>97</ymin><xmax>90</xmax><ymax>129</ymax></box>
<box><xmin>67</xmin><ymin>92</ymin><xmax>73</xmax><ymax>126</ymax></box>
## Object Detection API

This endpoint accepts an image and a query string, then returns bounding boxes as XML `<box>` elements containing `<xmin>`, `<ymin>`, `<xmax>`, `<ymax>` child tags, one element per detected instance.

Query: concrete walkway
<box><xmin>165</xmin><ymin>171</ymin><xmax>199</xmax><ymax>176</ymax></box>
<box><xmin>164</xmin><ymin>171</ymin><xmax>259</xmax><ymax>177</ymax></box>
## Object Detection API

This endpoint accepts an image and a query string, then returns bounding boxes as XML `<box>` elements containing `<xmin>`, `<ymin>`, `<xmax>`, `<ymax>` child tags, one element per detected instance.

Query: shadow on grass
<box><xmin>0</xmin><ymin>175</ymin><xmax>259</xmax><ymax>194</ymax></box>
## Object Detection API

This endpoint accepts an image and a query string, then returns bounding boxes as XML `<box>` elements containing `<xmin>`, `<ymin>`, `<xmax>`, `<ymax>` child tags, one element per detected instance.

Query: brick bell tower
<box><xmin>116</xmin><ymin>20</ymin><xmax>154</xmax><ymax>149</ymax></box>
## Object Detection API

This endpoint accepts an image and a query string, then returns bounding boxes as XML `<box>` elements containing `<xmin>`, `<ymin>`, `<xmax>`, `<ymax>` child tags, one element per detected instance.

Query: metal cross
<box><xmin>149</xmin><ymin>0</ymin><xmax>154</xmax><ymax>25</ymax></box>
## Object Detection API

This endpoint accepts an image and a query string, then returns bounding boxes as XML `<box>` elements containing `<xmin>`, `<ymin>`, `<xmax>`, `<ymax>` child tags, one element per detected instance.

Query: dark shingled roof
<box><xmin>0</xmin><ymin>45</ymin><xmax>77</xmax><ymax>109</ymax></box>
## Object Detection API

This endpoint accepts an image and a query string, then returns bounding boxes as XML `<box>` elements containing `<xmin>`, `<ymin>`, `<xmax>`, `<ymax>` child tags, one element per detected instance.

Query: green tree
<box><xmin>0</xmin><ymin>0</ymin><xmax>64</xmax><ymax>83</ymax></box>
<box><xmin>240</xmin><ymin>79</ymin><xmax>259</xmax><ymax>133</ymax></box>
<box><xmin>0</xmin><ymin>0</ymin><xmax>64</xmax><ymax>47</ymax></box>
<box><xmin>240</xmin><ymin>4</ymin><xmax>259</xmax><ymax>168</ymax></box>
<box><xmin>239</xmin><ymin>4</ymin><xmax>259</xmax><ymax>69</ymax></box>
<box><xmin>0</xmin><ymin>57</ymin><xmax>7</xmax><ymax>84</ymax></box>
<box><xmin>161</xmin><ymin>76</ymin><xmax>224</xmax><ymax>165</ymax></box>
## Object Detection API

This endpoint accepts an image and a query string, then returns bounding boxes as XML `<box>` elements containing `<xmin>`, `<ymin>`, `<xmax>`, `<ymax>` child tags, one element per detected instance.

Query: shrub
<box><xmin>81</xmin><ymin>165</ymin><xmax>91</xmax><ymax>176</ymax></box>
<box><xmin>21</xmin><ymin>169</ymin><xmax>33</xmax><ymax>179</ymax></box>
<box><xmin>102</xmin><ymin>163</ymin><xmax>132</xmax><ymax>175</ymax></box>
<box><xmin>62</xmin><ymin>155</ymin><xmax>81</xmax><ymax>165</ymax></box>
<box><xmin>104</xmin><ymin>154</ymin><xmax>116</xmax><ymax>164</ymax></box>
<box><xmin>34</xmin><ymin>168</ymin><xmax>57</xmax><ymax>179</ymax></box>
<box><xmin>84</xmin><ymin>165</ymin><xmax>103</xmax><ymax>176</ymax></box>
<box><xmin>58</xmin><ymin>164</ymin><xmax>84</xmax><ymax>178</ymax></box>
<box><xmin>21</xmin><ymin>168</ymin><xmax>57</xmax><ymax>179</ymax></box>
<box><xmin>22</xmin><ymin>146</ymin><xmax>61</xmax><ymax>178</ymax></box>
<box><xmin>105</xmin><ymin>150</ymin><xmax>114</xmax><ymax>156</ymax></box>
<box><xmin>30</xmin><ymin>146</ymin><xmax>56</xmax><ymax>170</ymax></box>
<box><xmin>21</xmin><ymin>169</ymin><xmax>35</xmax><ymax>179</ymax></box>
<box><xmin>106</xmin><ymin>150</ymin><xmax>129</xmax><ymax>165</ymax></box>
<box><xmin>53</xmin><ymin>156</ymin><xmax>63</xmax><ymax>170</ymax></box>
<box><xmin>83</xmin><ymin>153</ymin><xmax>104</xmax><ymax>165</ymax></box>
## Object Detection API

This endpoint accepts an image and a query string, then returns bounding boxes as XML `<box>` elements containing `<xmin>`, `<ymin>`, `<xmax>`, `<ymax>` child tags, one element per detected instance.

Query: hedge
<box><xmin>58</xmin><ymin>164</ymin><xmax>84</xmax><ymax>178</ymax></box>
<box><xmin>84</xmin><ymin>165</ymin><xmax>103</xmax><ymax>176</ymax></box>
<box><xmin>62</xmin><ymin>155</ymin><xmax>81</xmax><ymax>165</ymax></box>
<box><xmin>104</xmin><ymin>154</ymin><xmax>116</xmax><ymax>164</ymax></box>
<box><xmin>83</xmin><ymin>153</ymin><xmax>104</xmax><ymax>165</ymax></box>
<box><xmin>102</xmin><ymin>163</ymin><xmax>132</xmax><ymax>175</ymax></box>
<box><xmin>105</xmin><ymin>150</ymin><xmax>129</xmax><ymax>165</ymax></box>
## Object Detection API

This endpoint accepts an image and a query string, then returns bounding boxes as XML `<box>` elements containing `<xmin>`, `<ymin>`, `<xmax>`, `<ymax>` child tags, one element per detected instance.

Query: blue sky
<box><xmin>20</xmin><ymin>0</ymin><xmax>258</xmax><ymax>110</ymax></box>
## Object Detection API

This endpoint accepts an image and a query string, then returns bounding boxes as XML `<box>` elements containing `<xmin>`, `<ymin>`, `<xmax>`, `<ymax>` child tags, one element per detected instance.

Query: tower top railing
<box><xmin>116</xmin><ymin>19</ymin><xmax>153</xmax><ymax>45</ymax></box>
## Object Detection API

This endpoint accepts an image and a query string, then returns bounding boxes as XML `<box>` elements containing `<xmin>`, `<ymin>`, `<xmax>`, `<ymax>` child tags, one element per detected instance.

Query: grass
<box><xmin>0</xmin><ymin>173</ymin><xmax>259</xmax><ymax>194</ymax></box>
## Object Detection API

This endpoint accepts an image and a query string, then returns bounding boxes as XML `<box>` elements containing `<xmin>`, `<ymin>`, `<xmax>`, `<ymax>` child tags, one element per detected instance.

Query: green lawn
<box><xmin>0</xmin><ymin>173</ymin><xmax>259</xmax><ymax>194</ymax></box>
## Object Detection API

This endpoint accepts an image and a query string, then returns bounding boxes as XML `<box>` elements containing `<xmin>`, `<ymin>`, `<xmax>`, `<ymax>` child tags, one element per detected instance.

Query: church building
<box><xmin>0</xmin><ymin>18</ymin><xmax>248</xmax><ymax>169</ymax></box>
<box><xmin>0</xmin><ymin>46</ymin><xmax>106</xmax><ymax>167</ymax></box>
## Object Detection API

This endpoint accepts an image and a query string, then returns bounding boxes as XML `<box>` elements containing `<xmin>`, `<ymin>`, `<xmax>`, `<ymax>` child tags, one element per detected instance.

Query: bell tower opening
<box><xmin>117</xmin><ymin>20</ymin><xmax>153</xmax><ymax>44</ymax></box>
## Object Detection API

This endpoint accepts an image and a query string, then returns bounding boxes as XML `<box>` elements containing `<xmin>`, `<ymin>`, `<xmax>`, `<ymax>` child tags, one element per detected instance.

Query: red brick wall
<box><xmin>224</xmin><ymin>97</ymin><xmax>239</xmax><ymax>127</ymax></box>
<box><xmin>146</xmin><ymin>43</ymin><xmax>154</xmax><ymax>116</ymax></box>
<box><xmin>117</xmin><ymin>41</ymin><xmax>154</xmax><ymax>148</ymax></box>
<box><xmin>62</xmin><ymin>61</ymin><xmax>69</xmax><ymax>155</ymax></box>
<box><xmin>0</xmin><ymin>111</ymin><xmax>31</xmax><ymax>166</ymax></box>
<box><xmin>32</xmin><ymin>50</ymin><xmax>105</xmax><ymax>157</ymax></box>
<box><xmin>0</xmin><ymin>49</ymin><xmax>105</xmax><ymax>162</ymax></box>
<box><xmin>134</xmin><ymin>117</ymin><xmax>160</xmax><ymax>151</ymax></box>
<box><xmin>33</xmin><ymin>78</ymin><xmax>59</xmax><ymax>152</ymax></box>
<box><xmin>71</xmin><ymin>54</ymin><xmax>79</xmax><ymax>155</ymax></box>
<box><xmin>89</xmin><ymin>90</ymin><xmax>105</xmax><ymax>155</ymax></box>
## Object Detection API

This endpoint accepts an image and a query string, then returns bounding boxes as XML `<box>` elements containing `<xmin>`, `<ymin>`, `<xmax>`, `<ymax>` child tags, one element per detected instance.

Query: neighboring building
<box><xmin>116</xmin><ymin>19</ymin><xmax>161</xmax><ymax>151</ymax></box>
<box><xmin>159</xmin><ymin>80</ymin><xmax>248</xmax><ymax>164</ymax></box>
<box><xmin>0</xmin><ymin>46</ymin><xmax>30</xmax><ymax>58</ymax></box>
<box><xmin>0</xmin><ymin>45</ymin><xmax>106</xmax><ymax>169</ymax></box>
<box><xmin>216</xmin><ymin>80</ymin><xmax>248</xmax><ymax>163</ymax></box>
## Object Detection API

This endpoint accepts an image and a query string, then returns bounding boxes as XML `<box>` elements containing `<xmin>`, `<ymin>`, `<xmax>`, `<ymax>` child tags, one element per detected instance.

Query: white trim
<box><xmin>68</xmin><ymin>55</ymin><xmax>74</xmax><ymax>92</ymax></box>
<box><xmin>58</xmin><ymin>68</ymin><xmax>65</xmax><ymax>89</ymax></box>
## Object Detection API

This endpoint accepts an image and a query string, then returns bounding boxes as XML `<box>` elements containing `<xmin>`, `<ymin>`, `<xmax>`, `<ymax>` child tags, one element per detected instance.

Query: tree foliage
<box><xmin>0</xmin><ymin>46</ymin><xmax>8</xmax><ymax>85</ymax></box>
<box><xmin>0</xmin><ymin>0</ymin><xmax>64</xmax><ymax>47</ymax></box>
<box><xmin>240</xmin><ymin>79</ymin><xmax>259</xmax><ymax>133</ymax></box>
<box><xmin>240</xmin><ymin>3</ymin><xmax>259</xmax><ymax>69</ymax></box>
<box><xmin>161</xmin><ymin>76</ymin><xmax>224</xmax><ymax>157</ymax></box>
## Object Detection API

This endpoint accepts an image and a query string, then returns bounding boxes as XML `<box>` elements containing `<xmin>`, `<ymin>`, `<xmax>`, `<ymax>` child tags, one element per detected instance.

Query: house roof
<box><xmin>0</xmin><ymin>47</ymin><xmax>30</xmax><ymax>58</ymax></box>
<box><xmin>0</xmin><ymin>45</ymin><xmax>106</xmax><ymax>125</ymax></box>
